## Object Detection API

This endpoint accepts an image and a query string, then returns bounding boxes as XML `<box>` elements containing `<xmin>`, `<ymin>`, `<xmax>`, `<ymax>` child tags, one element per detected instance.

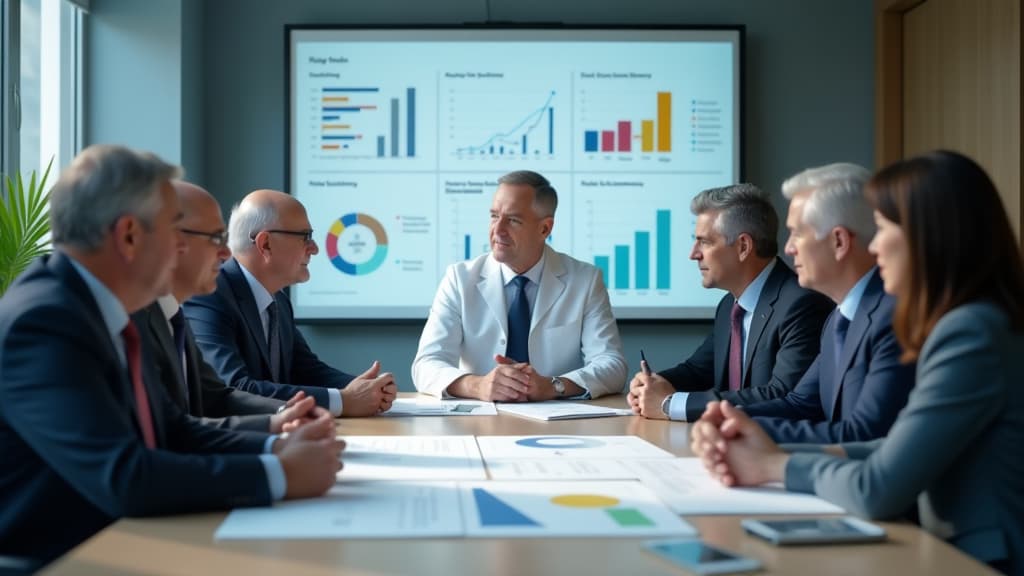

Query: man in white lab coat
<box><xmin>412</xmin><ymin>170</ymin><xmax>626</xmax><ymax>401</ymax></box>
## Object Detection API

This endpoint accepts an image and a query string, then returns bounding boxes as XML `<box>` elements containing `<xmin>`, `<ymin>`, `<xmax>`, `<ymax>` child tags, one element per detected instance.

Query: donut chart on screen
<box><xmin>325</xmin><ymin>213</ymin><xmax>388</xmax><ymax>275</ymax></box>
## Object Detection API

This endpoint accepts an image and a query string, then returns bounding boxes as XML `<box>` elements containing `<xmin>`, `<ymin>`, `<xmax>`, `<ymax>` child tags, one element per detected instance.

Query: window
<box><xmin>1</xmin><ymin>0</ymin><xmax>85</xmax><ymax>180</ymax></box>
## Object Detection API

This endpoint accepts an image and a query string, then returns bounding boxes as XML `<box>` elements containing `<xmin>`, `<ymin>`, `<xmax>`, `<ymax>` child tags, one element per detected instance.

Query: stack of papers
<box><xmin>496</xmin><ymin>401</ymin><xmax>632</xmax><ymax>421</ymax></box>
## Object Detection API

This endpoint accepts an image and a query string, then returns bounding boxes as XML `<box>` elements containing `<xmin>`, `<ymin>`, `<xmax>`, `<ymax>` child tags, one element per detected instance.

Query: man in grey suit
<box><xmin>740</xmin><ymin>163</ymin><xmax>915</xmax><ymax>443</ymax></box>
<box><xmin>135</xmin><ymin>180</ymin><xmax>329</xmax><ymax>433</ymax></box>
<box><xmin>629</xmin><ymin>184</ymin><xmax>833</xmax><ymax>422</ymax></box>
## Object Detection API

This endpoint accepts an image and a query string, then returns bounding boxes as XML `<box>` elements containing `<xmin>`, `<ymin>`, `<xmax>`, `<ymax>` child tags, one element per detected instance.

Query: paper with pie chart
<box><xmin>475</xmin><ymin>435</ymin><xmax>676</xmax><ymax>460</ymax></box>
<box><xmin>461</xmin><ymin>480</ymin><xmax>696</xmax><ymax>538</ymax></box>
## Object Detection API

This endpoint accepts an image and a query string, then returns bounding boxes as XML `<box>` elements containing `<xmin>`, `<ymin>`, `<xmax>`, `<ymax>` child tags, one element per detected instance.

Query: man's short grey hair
<box><xmin>782</xmin><ymin>163</ymin><xmax>875</xmax><ymax>245</ymax></box>
<box><xmin>227</xmin><ymin>198</ymin><xmax>280</xmax><ymax>254</ymax></box>
<box><xmin>497</xmin><ymin>170</ymin><xmax>558</xmax><ymax>217</ymax></box>
<box><xmin>691</xmin><ymin>183</ymin><xmax>779</xmax><ymax>257</ymax></box>
<box><xmin>50</xmin><ymin>144</ymin><xmax>182</xmax><ymax>251</ymax></box>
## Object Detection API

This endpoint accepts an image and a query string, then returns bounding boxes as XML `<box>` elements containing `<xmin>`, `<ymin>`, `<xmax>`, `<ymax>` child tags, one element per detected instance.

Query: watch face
<box><xmin>553</xmin><ymin>378</ymin><xmax>565</xmax><ymax>395</ymax></box>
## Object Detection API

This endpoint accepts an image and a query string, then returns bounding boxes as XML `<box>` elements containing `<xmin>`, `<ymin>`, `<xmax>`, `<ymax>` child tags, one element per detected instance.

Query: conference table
<box><xmin>43</xmin><ymin>394</ymin><xmax>994</xmax><ymax>575</ymax></box>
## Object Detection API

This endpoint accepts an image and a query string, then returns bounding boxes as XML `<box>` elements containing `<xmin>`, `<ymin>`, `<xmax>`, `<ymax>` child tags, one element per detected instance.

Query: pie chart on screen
<box><xmin>325</xmin><ymin>212</ymin><xmax>388</xmax><ymax>275</ymax></box>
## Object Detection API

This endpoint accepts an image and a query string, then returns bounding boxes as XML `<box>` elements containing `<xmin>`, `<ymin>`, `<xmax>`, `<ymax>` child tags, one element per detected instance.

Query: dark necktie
<box><xmin>169</xmin><ymin>309</ymin><xmax>190</xmax><ymax>405</ymax></box>
<box><xmin>833</xmin><ymin>314</ymin><xmax>851</xmax><ymax>385</ymax></box>
<box><xmin>266</xmin><ymin>301</ymin><xmax>282</xmax><ymax>381</ymax></box>
<box><xmin>122</xmin><ymin>322</ymin><xmax>157</xmax><ymax>449</ymax></box>
<box><xmin>505</xmin><ymin>275</ymin><xmax>531</xmax><ymax>363</ymax></box>
<box><xmin>728</xmin><ymin>301</ymin><xmax>745</xmax><ymax>391</ymax></box>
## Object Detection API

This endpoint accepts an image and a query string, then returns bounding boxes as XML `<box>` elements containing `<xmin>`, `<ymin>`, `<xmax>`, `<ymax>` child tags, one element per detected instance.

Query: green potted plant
<box><xmin>0</xmin><ymin>160</ymin><xmax>53</xmax><ymax>296</ymax></box>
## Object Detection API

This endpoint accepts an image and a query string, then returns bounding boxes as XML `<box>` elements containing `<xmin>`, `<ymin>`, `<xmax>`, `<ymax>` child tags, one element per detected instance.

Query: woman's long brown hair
<box><xmin>865</xmin><ymin>150</ymin><xmax>1024</xmax><ymax>362</ymax></box>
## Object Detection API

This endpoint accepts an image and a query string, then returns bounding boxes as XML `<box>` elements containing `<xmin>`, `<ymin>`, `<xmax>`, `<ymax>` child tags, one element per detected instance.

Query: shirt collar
<box><xmin>156</xmin><ymin>294</ymin><xmax>180</xmax><ymax>321</ymax></box>
<box><xmin>499</xmin><ymin>250</ymin><xmax>546</xmax><ymax>287</ymax></box>
<box><xmin>238</xmin><ymin>260</ymin><xmax>275</xmax><ymax>312</ymax></box>
<box><xmin>736</xmin><ymin>258</ymin><xmax>776</xmax><ymax>313</ymax></box>
<box><xmin>67</xmin><ymin>256</ymin><xmax>130</xmax><ymax>340</ymax></box>
<box><xmin>838</xmin><ymin>267</ymin><xmax>876</xmax><ymax>321</ymax></box>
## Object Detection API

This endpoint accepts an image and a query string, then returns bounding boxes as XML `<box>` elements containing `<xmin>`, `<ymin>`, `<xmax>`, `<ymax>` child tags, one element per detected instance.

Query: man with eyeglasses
<box><xmin>184</xmin><ymin>189</ymin><xmax>396</xmax><ymax>417</ymax></box>
<box><xmin>0</xmin><ymin>147</ymin><xmax>343</xmax><ymax>568</ymax></box>
<box><xmin>133</xmin><ymin>181</ymin><xmax>331</xmax><ymax>432</ymax></box>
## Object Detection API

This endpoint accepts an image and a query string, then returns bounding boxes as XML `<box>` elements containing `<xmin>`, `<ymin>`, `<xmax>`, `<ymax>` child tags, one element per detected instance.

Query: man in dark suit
<box><xmin>184</xmin><ymin>189</ymin><xmax>396</xmax><ymax>417</ymax></box>
<box><xmin>0</xmin><ymin>145</ymin><xmax>343</xmax><ymax>567</ymax></box>
<box><xmin>136</xmin><ymin>180</ymin><xmax>329</xmax><ymax>433</ymax></box>
<box><xmin>629</xmin><ymin>183</ymin><xmax>833</xmax><ymax>422</ymax></box>
<box><xmin>739</xmin><ymin>163</ymin><xmax>915</xmax><ymax>443</ymax></box>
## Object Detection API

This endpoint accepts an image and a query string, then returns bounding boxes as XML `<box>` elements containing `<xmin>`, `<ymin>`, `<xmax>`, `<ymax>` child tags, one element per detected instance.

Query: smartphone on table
<box><xmin>644</xmin><ymin>539</ymin><xmax>761</xmax><ymax>574</ymax></box>
<box><xmin>741</xmin><ymin>516</ymin><xmax>887</xmax><ymax>546</ymax></box>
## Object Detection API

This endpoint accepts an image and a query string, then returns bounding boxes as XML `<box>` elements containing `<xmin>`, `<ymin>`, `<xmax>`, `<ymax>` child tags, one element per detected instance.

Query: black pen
<box><xmin>640</xmin><ymin>349</ymin><xmax>652</xmax><ymax>376</ymax></box>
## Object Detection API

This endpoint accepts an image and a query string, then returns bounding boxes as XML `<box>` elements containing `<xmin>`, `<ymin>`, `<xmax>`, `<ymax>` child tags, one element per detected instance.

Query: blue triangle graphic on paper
<box><xmin>473</xmin><ymin>488</ymin><xmax>540</xmax><ymax>526</ymax></box>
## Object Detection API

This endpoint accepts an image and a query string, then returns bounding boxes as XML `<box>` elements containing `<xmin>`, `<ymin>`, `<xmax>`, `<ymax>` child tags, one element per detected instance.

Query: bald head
<box><xmin>227</xmin><ymin>188</ymin><xmax>318</xmax><ymax>293</ymax></box>
<box><xmin>227</xmin><ymin>189</ymin><xmax>306</xmax><ymax>254</ymax></box>
<box><xmin>173</xmin><ymin>180</ymin><xmax>221</xmax><ymax>223</ymax></box>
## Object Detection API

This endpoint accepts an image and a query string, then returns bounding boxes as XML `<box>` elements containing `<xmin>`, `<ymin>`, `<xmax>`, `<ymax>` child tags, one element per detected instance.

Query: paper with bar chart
<box><xmin>461</xmin><ymin>480</ymin><xmax>696</xmax><ymax>538</ymax></box>
<box><xmin>290</xmin><ymin>31</ymin><xmax>740</xmax><ymax>319</ymax></box>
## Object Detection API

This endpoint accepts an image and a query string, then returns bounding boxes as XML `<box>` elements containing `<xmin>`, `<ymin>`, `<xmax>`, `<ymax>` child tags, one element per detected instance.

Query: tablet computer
<box><xmin>741</xmin><ymin>517</ymin><xmax>887</xmax><ymax>546</ymax></box>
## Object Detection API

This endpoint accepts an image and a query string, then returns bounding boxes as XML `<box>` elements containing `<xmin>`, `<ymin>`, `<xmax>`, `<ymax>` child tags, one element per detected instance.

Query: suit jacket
<box><xmin>659</xmin><ymin>258</ymin><xmax>834</xmax><ymax>421</ymax></box>
<box><xmin>135</xmin><ymin>302</ymin><xmax>284</xmax><ymax>432</ymax></box>
<box><xmin>744</xmin><ymin>270</ymin><xmax>916</xmax><ymax>443</ymax></box>
<box><xmin>183</xmin><ymin>258</ymin><xmax>354</xmax><ymax>407</ymax></box>
<box><xmin>786</xmin><ymin>302</ymin><xmax>1024</xmax><ymax>573</ymax></box>
<box><xmin>412</xmin><ymin>246</ymin><xmax>627</xmax><ymax>398</ymax></box>
<box><xmin>0</xmin><ymin>252</ymin><xmax>272</xmax><ymax>565</ymax></box>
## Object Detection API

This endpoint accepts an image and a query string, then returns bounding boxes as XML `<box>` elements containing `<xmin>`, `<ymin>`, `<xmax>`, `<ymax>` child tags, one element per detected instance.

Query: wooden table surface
<box><xmin>43</xmin><ymin>394</ymin><xmax>994</xmax><ymax>575</ymax></box>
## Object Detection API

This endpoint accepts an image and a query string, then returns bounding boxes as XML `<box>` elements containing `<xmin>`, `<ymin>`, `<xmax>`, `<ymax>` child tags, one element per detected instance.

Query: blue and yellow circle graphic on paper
<box><xmin>325</xmin><ymin>212</ymin><xmax>388</xmax><ymax>275</ymax></box>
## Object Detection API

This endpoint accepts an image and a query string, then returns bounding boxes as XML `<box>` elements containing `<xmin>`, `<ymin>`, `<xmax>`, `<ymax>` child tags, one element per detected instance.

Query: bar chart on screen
<box><xmin>292</xmin><ymin>48</ymin><xmax>438</xmax><ymax>172</ymax></box>
<box><xmin>572</xmin><ymin>174</ymin><xmax>724</xmax><ymax>309</ymax></box>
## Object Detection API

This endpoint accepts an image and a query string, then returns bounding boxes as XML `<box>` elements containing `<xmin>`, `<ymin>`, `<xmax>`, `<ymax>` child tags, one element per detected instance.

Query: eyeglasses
<box><xmin>181</xmin><ymin>228</ymin><xmax>229</xmax><ymax>247</ymax></box>
<box><xmin>252</xmin><ymin>229</ymin><xmax>316</xmax><ymax>244</ymax></box>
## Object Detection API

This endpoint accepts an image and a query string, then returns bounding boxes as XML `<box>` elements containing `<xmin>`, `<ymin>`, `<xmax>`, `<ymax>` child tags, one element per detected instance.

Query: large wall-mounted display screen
<box><xmin>288</xmin><ymin>26</ymin><xmax>741</xmax><ymax>319</ymax></box>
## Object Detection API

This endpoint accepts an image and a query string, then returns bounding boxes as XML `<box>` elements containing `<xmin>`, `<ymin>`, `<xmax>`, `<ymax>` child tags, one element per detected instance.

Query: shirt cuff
<box><xmin>258</xmin><ymin>453</ymin><xmax>287</xmax><ymax>501</ymax></box>
<box><xmin>667</xmin><ymin>392</ymin><xmax>690</xmax><ymax>421</ymax></box>
<box><xmin>262</xmin><ymin>435</ymin><xmax>277</xmax><ymax>454</ymax></box>
<box><xmin>328</xmin><ymin>388</ymin><xmax>343</xmax><ymax>417</ymax></box>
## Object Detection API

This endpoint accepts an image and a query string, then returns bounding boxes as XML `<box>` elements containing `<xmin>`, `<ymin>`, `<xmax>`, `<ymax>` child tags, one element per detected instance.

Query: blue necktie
<box><xmin>506</xmin><ymin>276</ymin><xmax>531</xmax><ymax>363</ymax></box>
<box><xmin>169</xmin><ymin>310</ymin><xmax>190</xmax><ymax>406</ymax></box>
<box><xmin>833</xmin><ymin>314</ymin><xmax>851</xmax><ymax>385</ymax></box>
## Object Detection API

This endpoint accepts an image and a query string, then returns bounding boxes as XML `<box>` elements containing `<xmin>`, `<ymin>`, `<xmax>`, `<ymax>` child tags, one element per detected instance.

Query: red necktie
<box><xmin>728</xmin><ymin>302</ymin><xmax>745</xmax><ymax>391</ymax></box>
<box><xmin>122</xmin><ymin>322</ymin><xmax>157</xmax><ymax>449</ymax></box>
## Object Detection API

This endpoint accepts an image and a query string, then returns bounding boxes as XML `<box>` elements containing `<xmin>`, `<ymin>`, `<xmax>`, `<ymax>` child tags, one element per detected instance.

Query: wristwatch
<box><xmin>551</xmin><ymin>376</ymin><xmax>566</xmax><ymax>398</ymax></box>
<box><xmin>661</xmin><ymin>394</ymin><xmax>673</xmax><ymax>418</ymax></box>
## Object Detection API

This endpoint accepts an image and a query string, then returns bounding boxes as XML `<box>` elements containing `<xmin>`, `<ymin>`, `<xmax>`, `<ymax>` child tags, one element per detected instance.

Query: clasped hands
<box><xmin>464</xmin><ymin>354</ymin><xmax>558</xmax><ymax>402</ymax></box>
<box><xmin>688</xmin><ymin>400</ymin><xmax>790</xmax><ymax>488</ymax></box>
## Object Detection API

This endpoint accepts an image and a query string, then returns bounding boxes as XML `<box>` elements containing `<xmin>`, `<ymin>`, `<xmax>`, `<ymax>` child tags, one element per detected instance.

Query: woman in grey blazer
<box><xmin>690</xmin><ymin>150</ymin><xmax>1024</xmax><ymax>574</ymax></box>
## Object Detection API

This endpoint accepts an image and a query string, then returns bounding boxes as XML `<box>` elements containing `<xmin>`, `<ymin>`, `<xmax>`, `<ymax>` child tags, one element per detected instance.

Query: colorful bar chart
<box><xmin>582</xmin><ymin>92</ymin><xmax>672</xmax><ymax>154</ymax></box>
<box><xmin>319</xmin><ymin>86</ymin><xmax>416</xmax><ymax>158</ymax></box>
<box><xmin>593</xmin><ymin>209</ymin><xmax>670</xmax><ymax>291</ymax></box>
